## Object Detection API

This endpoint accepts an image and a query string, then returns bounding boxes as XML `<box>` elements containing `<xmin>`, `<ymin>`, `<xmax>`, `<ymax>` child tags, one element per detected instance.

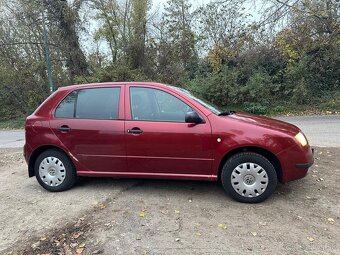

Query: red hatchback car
<box><xmin>24</xmin><ymin>82</ymin><xmax>314</xmax><ymax>203</ymax></box>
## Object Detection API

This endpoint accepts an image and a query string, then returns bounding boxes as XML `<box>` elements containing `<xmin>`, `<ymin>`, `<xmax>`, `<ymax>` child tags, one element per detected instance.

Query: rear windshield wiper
<box><xmin>218</xmin><ymin>111</ymin><xmax>236</xmax><ymax>116</ymax></box>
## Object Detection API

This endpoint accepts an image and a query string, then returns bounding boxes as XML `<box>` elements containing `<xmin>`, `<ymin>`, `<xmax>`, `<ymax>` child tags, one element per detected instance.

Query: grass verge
<box><xmin>0</xmin><ymin>116</ymin><xmax>26</xmax><ymax>129</ymax></box>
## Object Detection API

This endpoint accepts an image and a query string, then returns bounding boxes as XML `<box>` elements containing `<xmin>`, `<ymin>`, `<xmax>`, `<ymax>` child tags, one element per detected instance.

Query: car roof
<box><xmin>57</xmin><ymin>82</ymin><xmax>171</xmax><ymax>91</ymax></box>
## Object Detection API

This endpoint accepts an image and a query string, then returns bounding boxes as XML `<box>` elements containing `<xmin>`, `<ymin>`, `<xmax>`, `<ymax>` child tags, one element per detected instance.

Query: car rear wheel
<box><xmin>221</xmin><ymin>152</ymin><xmax>278</xmax><ymax>203</ymax></box>
<box><xmin>34</xmin><ymin>149</ymin><xmax>76</xmax><ymax>192</ymax></box>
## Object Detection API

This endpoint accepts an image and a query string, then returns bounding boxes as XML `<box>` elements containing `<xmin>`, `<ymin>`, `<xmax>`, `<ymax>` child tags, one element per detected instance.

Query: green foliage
<box><xmin>185</xmin><ymin>65</ymin><xmax>239</xmax><ymax>106</ymax></box>
<box><xmin>0</xmin><ymin>0</ymin><xmax>339</xmax><ymax>125</ymax></box>
<box><xmin>0</xmin><ymin>116</ymin><xmax>26</xmax><ymax>129</ymax></box>
<box><xmin>243</xmin><ymin>103</ymin><xmax>268</xmax><ymax>115</ymax></box>
<box><xmin>240</xmin><ymin>68</ymin><xmax>272</xmax><ymax>104</ymax></box>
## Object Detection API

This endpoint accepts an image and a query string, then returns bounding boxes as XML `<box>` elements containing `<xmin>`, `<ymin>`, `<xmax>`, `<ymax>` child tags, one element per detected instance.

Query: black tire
<box><xmin>34</xmin><ymin>149</ymin><xmax>76</xmax><ymax>192</ymax></box>
<box><xmin>221</xmin><ymin>152</ymin><xmax>278</xmax><ymax>203</ymax></box>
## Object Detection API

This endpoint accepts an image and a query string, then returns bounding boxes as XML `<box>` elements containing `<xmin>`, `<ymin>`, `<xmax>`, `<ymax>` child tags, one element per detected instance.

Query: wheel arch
<box><xmin>28</xmin><ymin>145</ymin><xmax>72</xmax><ymax>177</ymax></box>
<box><xmin>218</xmin><ymin>146</ymin><xmax>283</xmax><ymax>183</ymax></box>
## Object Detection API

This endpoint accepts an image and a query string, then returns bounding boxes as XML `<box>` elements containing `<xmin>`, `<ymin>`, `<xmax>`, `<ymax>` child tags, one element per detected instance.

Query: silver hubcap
<box><xmin>231</xmin><ymin>162</ymin><xmax>268</xmax><ymax>197</ymax></box>
<box><xmin>39</xmin><ymin>157</ymin><xmax>66</xmax><ymax>187</ymax></box>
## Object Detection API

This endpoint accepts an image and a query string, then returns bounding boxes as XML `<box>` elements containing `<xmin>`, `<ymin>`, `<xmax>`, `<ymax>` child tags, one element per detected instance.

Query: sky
<box><xmin>80</xmin><ymin>0</ymin><xmax>263</xmax><ymax>54</ymax></box>
<box><xmin>152</xmin><ymin>0</ymin><xmax>208</xmax><ymax>9</ymax></box>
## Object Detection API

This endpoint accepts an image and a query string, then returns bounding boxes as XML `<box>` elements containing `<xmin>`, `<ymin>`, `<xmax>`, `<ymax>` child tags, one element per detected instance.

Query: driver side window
<box><xmin>130</xmin><ymin>87</ymin><xmax>192</xmax><ymax>122</ymax></box>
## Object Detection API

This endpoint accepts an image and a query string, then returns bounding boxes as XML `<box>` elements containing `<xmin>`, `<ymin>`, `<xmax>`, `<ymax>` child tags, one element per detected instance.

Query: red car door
<box><xmin>124</xmin><ymin>85</ymin><xmax>213</xmax><ymax>178</ymax></box>
<box><xmin>49</xmin><ymin>86</ymin><xmax>126</xmax><ymax>173</ymax></box>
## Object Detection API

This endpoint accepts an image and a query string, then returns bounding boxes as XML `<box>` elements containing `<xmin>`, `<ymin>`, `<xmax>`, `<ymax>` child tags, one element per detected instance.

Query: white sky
<box><xmin>81</xmin><ymin>0</ymin><xmax>263</xmax><ymax>54</ymax></box>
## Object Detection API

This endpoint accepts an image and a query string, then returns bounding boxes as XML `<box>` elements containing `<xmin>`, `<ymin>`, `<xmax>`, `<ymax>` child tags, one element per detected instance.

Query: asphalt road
<box><xmin>277</xmin><ymin>115</ymin><xmax>340</xmax><ymax>147</ymax></box>
<box><xmin>0</xmin><ymin>115</ymin><xmax>339</xmax><ymax>148</ymax></box>
<box><xmin>0</xmin><ymin>130</ymin><xmax>25</xmax><ymax>149</ymax></box>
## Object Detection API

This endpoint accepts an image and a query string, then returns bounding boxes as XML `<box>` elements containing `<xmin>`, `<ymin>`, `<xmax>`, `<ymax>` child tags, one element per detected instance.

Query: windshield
<box><xmin>169</xmin><ymin>86</ymin><xmax>223</xmax><ymax>115</ymax></box>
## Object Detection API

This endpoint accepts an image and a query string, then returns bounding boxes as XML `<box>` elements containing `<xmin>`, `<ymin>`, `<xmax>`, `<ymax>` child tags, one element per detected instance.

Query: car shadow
<box><xmin>74</xmin><ymin>176</ymin><xmax>295</xmax><ymax>204</ymax></box>
<box><xmin>76</xmin><ymin>176</ymin><xmax>225</xmax><ymax>196</ymax></box>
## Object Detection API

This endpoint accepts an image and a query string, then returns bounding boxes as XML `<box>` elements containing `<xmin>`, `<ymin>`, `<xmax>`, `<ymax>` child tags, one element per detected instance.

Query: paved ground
<box><xmin>0</xmin><ymin>130</ymin><xmax>25</xmax><ymax>148</ymax></box>
<box><xmin>277</xmin><ymin>115</ymin><xmax>340</xmax><ymax>147</ymax></box>
<box><xmin>0</xmin><ymin>147</ymin><xmax>339</xmax><ymax>255</ymax></box>
<box><xmin>1</xmin><ymin>115</ymin><xmax>340</xmax><ymax>148</ymax></box>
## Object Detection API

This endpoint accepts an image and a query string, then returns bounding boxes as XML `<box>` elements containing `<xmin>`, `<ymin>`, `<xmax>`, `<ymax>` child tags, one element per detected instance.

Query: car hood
<box><xmin>227</xmin><ymin>112</ymin><xmax>300</xmax><ymax>136</ymax></box>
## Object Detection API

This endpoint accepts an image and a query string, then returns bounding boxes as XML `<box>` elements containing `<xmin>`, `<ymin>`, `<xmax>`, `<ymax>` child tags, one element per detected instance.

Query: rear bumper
<box><xmin>23</xmin><ymin>143</ymin><xmax>32</xmax><ymax>164</ymax></box>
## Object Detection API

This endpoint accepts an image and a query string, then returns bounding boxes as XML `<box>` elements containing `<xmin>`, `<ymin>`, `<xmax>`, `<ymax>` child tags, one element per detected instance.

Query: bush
<box><xmin>185</xmin><ymin>65</ymin><xmax>239</xmax><ymax>106</ymax></box>
<box><xmin>243</xmin><ymin>103</ymin><xmax>268</xmax><ymax>115</ymax></box>
<box><xmin>239</xmin><ymin>68</ymin><xmax>273</xmax><ymax>104</ymax></box>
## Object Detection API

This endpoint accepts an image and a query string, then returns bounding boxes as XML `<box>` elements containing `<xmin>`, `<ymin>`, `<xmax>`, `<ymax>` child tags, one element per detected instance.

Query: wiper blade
<box><xmin>218</xmin><ymin>111</ymin><xmax>236</xmax><ymax>116</ymax></box>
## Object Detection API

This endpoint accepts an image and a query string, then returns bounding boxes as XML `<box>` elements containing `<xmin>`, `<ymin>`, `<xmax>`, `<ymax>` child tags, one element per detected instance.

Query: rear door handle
<box><xmin>57</xmin><ymin>125</ymin><xmax>71</xmax><ymax>132</ymax></box>
<box><xmin>127</xmin><ymin>128</ymin><xmax>143</xmax><ymax>134</ymax></box>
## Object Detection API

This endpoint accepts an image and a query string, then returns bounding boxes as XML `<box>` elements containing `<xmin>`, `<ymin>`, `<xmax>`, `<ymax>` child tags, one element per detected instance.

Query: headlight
<box><xmin>295</xmin><ymin>132</ymin><xmax>308</xmax><ymax>146</ymax></box>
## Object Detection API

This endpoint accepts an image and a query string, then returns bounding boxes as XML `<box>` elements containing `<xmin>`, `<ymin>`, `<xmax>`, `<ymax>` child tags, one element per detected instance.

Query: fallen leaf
<box><xmin>79</xmin><ymin>243</ymin><xmax>86</xmax><ymax>248</ymax></box>
<box><xmin>160</xmin><ymin>210</ymin><xmax>168</xmax><ymax>215</ymax></box>
<box><xmin>174</xmin><ymin>210</ymin><xmax>180</xmax><ymax>214</ymax></box>
<box><xmin>70</xmin><ymin>243</ymin><xmax>78</xmax><ymax>248</ymax></box>
<box><xmin>92</xmin><ymin>249</ymin><xmax>104</xmax><ymax>254</ymax></box>
<box><xmin>139</xmin><ymin>212</ymin><xmax>145</xmax><ymax>218</ymax></box>
<box><xmin>217</xmin><ymin>223</ymin><xmax>227</xmax><ymax>229</ymax></box>
<box><xmin>76</xmin><ymin>248</ymin><xmax>84</xmax><ymax>254</ymax></box>
<box><xmin>72</xmin><ymin>232</ymin><xmax>84</xmax><ymax>239</ymax></box>
<box><xmin>98</xmin><ymin>203</ymin><xmax>106</xmax><ymax>209</ymax></box>
<box><xmin>31</xmin><ymin>241</ymin><xmax>40</xmax><ymax>249</ymax></box>
<box><xmin>196</xmin><ymin>232</ymin><xmax>201</xmax><ymax>236</ymax></box>
<box><xmin>251</xmin><ymin>232</ymin><xmax>257</xmax><ymax>236</ymax></box>
<box><xmin>40</xmin><ymin>236</ymin><xmax>47</xmax><ymax>241</ymax></box>
<box><xmin>327</xmin><ymin>218</ymin><xmax>335</xmax><ymax>224</ymax></box>
<box><xmin>307</xmin><ymin>236</ymin><xmax>315</xmax><ymax>242</ymax></box>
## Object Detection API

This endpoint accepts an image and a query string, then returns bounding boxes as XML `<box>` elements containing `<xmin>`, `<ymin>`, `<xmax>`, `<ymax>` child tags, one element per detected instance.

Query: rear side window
<box><xmin>55</xmin><ymin>91</ymin><xmax>77</xmax><ymax>118</ymax></box>
<box><xmin>55</xmin><ymin>87</ymin><xmax>120</xmax><ymax>120</ymax></box>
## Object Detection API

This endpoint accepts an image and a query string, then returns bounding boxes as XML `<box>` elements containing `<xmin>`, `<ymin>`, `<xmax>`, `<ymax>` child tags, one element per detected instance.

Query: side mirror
<box><xmin>185</xmin><ymin>111</ymin><xmax>203</xmax><ymax>124</ymax></box>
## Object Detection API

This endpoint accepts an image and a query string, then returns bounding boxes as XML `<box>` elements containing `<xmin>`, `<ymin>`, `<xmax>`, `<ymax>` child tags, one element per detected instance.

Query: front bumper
<box><xmin>277</xmin><ymin>145</ymin><xmax>314</xmax><ymax>183</ymax></box>
<box><xmin>295</xmin><ymin>148</ymin><xmax>314</xmax><ymax>169</ymax></box>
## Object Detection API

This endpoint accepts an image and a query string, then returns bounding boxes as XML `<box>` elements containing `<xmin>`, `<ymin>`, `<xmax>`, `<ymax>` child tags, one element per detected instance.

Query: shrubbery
<box><xmin>0</xmin><ymin>0</ymin><xmax>339</xmax><ymax>122</ymax></box>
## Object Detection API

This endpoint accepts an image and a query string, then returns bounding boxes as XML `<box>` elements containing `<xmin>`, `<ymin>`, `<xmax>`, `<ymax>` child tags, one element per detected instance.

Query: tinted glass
<box><xmin>55</xmin><ymin>88</ymin><xmax>120</xmax><ymax>119</ymax></box>
<box><xmin>76</xmin><ymin>88</ymin><xmax>120</xmax><ymax>119</ymax></box>
<box><xmin>169</xmin><ymin>85</ymin><xmax>222</xmax><ymax>115</ymax></box>
<box><xmin>130</xmin><ymin>87</ymin><xmax>191</xmax><ymax>122</ymax></box>
<box><xmin>55</xmin><ymin>91</ymin><xmax>77</xmax><ymax>118</ymax></box>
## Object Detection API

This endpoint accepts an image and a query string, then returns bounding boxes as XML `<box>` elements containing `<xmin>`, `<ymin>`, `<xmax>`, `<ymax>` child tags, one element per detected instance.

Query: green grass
<box><xmin>0</xmin><ymin>116</ymin><xmax>26</xmax><ymax>129</ymax></box>
<box><xmin>227</xmin><ymin>100</ymin><xmax>340</xmax><ymax>116</ymax></box>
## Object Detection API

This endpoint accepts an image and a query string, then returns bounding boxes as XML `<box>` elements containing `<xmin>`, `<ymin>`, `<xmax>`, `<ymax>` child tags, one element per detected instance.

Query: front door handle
<box><xmin>127</xmin><ymin>128</ymin><xmax>143</xmax><ymax>134</ymax></box>
<box><xmin>57</xmin><ymin>125</ymin><xmax>71</xmax><ymax>132</ymax></box>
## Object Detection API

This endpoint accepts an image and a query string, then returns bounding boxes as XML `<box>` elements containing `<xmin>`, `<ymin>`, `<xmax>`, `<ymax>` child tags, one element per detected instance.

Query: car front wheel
<box><xmin>34</xmin><ymin>149</ymin><xmax>76</xmax><ymax>192</ymax></box>
<box><xmin>221</xmin><ymin>152</ymin><xmax>278</xmax><ymax>203</ymax></box>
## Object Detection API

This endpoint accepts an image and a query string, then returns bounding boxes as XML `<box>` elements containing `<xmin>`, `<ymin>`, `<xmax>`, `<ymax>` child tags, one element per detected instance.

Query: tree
<box><xmin>44</xmin><ymin>0</ymin><xmax>88</xmax><ymax>82</ymax></box>
<box><xmin>129</xmin><ymin>0</ymin><xmax>150</xmax><ymax>69</ymax></box>
<box><xmin>163</xmin><ymin>0</ymin><xmax>197</xmax><ymax>73</ymax></box>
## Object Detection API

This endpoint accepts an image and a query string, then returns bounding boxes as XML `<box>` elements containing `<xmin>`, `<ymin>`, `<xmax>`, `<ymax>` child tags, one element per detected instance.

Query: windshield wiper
<box><xmin>218</xmin><ymin>111</ymin><xmax>236</xmax><ymax>116</ymax></box>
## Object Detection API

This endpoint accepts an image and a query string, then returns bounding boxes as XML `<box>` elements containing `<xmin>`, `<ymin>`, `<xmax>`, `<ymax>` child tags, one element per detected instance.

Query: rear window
<box><xmin>55</xmin><ymin>87</ymin><xmax>120</xmax><ymax>120</ymax></box>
